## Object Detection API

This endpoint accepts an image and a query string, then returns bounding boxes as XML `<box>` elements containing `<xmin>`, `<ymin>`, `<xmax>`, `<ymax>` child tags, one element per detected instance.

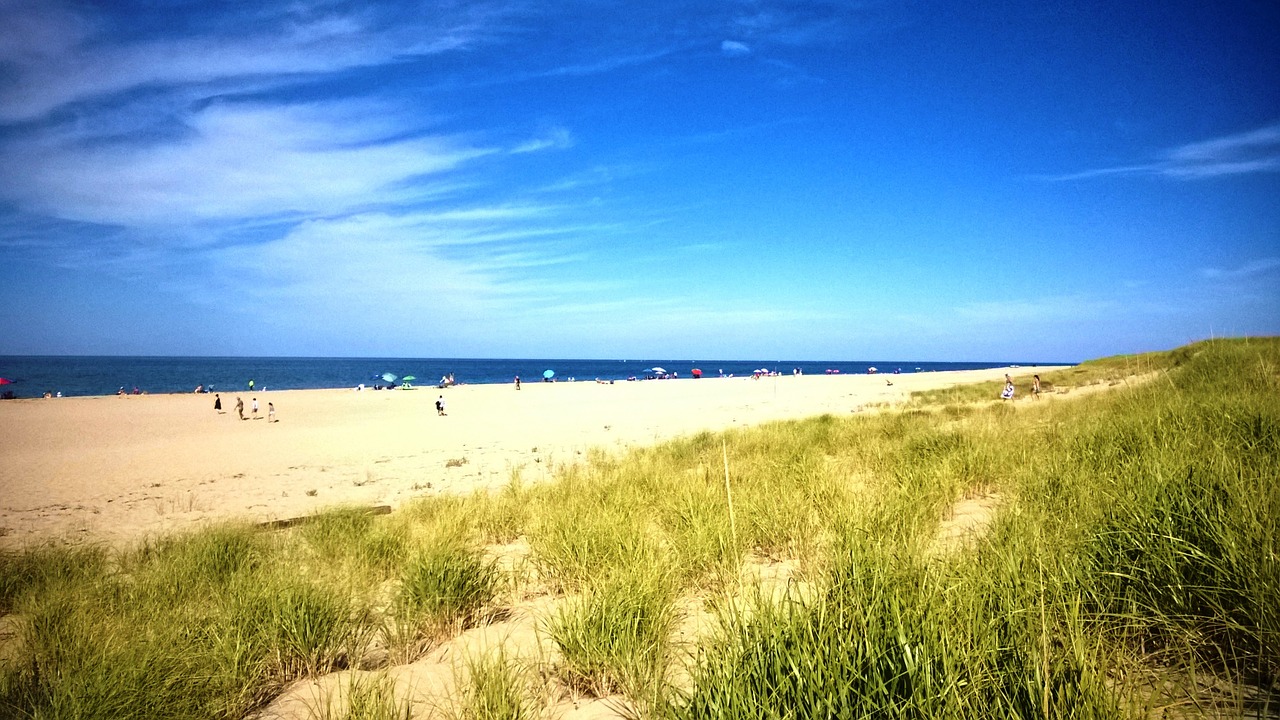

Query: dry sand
<box><xmin>0</xmin><ymin>367</ymin><xmax>1061</xmax><ymax>548</ymax></box>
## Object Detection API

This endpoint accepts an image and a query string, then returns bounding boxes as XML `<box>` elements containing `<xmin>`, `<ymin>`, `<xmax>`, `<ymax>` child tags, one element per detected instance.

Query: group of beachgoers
<box><xmin>209</xmin><ymin>379</ymin><xmax>277</xmax><ymax>422</ymax></box>
<box><xmin>1001</xmin><ymin>373</ymin><xmax>1043</xmax><ymax>401</ymax></box>
<box><xmin>213</xmin><ymin>392</ymin><xmax>277</xmax><ymax>422</ymax></box>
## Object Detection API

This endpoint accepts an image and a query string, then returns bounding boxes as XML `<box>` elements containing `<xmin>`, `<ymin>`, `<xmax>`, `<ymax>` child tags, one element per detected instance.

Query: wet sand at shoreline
<box><xmin>0</xmin><ymin>367</ymin><xmax>1060</xmax><ymax>547</ymax></box>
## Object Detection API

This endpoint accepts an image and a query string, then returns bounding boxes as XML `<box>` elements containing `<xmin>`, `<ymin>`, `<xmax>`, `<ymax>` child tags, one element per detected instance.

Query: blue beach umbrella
<box><xmin>543</xmin><ymin>369</ymin><xmax>555</xmax><ymax>379</ymax></box>
<box><xmin>381</xmin><ymin>372</ymin><xmax>398</xmax><ymax>384</ymax></box>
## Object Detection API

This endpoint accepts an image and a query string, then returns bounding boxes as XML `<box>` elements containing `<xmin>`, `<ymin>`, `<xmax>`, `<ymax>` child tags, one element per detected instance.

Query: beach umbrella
<box><xmin>543</xmin><ymin>369</ymin><xmax>555</xmax><ymax>379</ymax></box>
<box><xmin>691</xmin><ymin>368</ymin><xmax>702</xmax><ymax>377</ymax></box>
<box><xmin>649</xmin><ymin>367</ymin><xmax>666</xmax><ymax>374</ymax></box>
<box><xmin>402</xmin><ymin>376</ymin><xmax>416</xmax><ymax>382</ymax></box>
<box><xmin>0</xmin><ymin>378</ymin><xmax>11</xmax><ymax>385</ymax></box>
<box><xmin>381</xmin><ymin>372</ymin><xmax>398</xmax><ymax>383</ymax></box>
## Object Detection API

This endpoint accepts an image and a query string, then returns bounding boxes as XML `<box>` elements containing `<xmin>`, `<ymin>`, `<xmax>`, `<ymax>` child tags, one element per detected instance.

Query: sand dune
<box><xmin>0</xmin><ymin>367</ymin><xmax>1059</xmax><ymax>547</ymax></box>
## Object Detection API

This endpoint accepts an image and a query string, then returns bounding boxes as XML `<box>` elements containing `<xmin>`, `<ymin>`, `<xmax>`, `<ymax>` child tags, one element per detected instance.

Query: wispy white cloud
<box><xmin>0</xmin><ymin>0</ymin><xmax>500</xmax><ymax>122</ymax></box>
<box><xmin>1201</xmin><ymin>257</ymin><xmax>1280</xmax><ymax>280</ymax></box>
<box><xmin>511</xmin><ymin>127</ymin><xmax>574</xmax><ymax>154</ymax></box>
<box><xmin>1039</xmin><ymin>165</ymin><xmax>1153</xmax><ymax>182</ymax></box>
<box><xmin>727</xmin><ymin>2</ymin><xmax>863</xmax><ymax>48</ymax></box>
<box><xmin>1048</xmin><ymin>122</ymin><xmax>1280</xmax><ymax>181</ymax></box>
<box><xmin>0</xmin><ymin>100</ymin><xmax>495</xmax><ymax>226</ymax></box>
<box><xmin>1163</xmin><ymin>124</ymin><xmax>1280</xmax><ymax>178</ymax></box>
<box><xmin>720</xmin><ymin>40</ymin><xmax>751</xmax><ymax>57</ymax></box>
<box><xmin>539</xmin><ymin>48</ymin><xmax>678</xmax><ymax>78</ymax></box>
<box><xmin>181</xmin><ymin>208</ymin><xmax>759</xmax><ymax>358</ymax></box>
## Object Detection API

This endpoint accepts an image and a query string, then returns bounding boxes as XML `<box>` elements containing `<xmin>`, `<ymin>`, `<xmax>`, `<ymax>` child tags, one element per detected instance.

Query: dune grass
<box><xmin>454</xmin><ymin>651</ymin><xmax>539</xmax><ymax>720</ymax></box>
<box><xmin>386</xmin><ymin>535</ymin><xmax>499</xmax><ymax>663</ymax></box>
<box><xmin>316</xmin><ymin>673</ymin><xmax>411</xmax><ymax>720</ymax></box>
<box><xmin>547</xmin><ymin>559</ymin><xmax>679</xmax><ymax>704</ymax></box>
<box><xmin>0</xmin><ymin>337</ymin><xmax>1275</xmax><ymax>717</ymax></box>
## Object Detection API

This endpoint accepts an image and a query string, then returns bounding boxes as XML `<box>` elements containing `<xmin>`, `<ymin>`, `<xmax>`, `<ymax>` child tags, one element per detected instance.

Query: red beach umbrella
<box><xmin>0</xmin><ymin>378</ymin><xmax>12</xmax><ymax>385</ymax></box>
<box><xmin>691</xmin><ymin>368</ymin><xmax>702</xmax><ymax>378</ymax></box>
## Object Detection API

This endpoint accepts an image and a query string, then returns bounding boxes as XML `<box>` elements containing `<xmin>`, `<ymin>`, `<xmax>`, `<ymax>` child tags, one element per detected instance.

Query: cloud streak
<box><xmin>0</xmin><ymin>100</ymin><xmax>496</xmax><ymax>226</ymax></box>
<box><xmin>1201</xmin><ymin>257</ymin><xmax>1280</xmax><ymax>280</ymax></box>
<box><xmin>0</xmin><ymin>0</ymin><xmax>500</xmax><ymax>123</ymax></box>
<box><xmin>1049</xmin><ymin>122</ymin><xmax>1280</xmax><ymax>181</ymax></box>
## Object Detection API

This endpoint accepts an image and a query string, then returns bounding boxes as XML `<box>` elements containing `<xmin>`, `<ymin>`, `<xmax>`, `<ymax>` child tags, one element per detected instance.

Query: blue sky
<box><xmin>1</xmin><ymin>0</ymin><xmax>1276</xmax><ymax>362</ymax></box>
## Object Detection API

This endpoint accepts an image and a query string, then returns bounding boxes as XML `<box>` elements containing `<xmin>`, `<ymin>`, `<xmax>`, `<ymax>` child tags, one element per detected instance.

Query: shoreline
<box><xmin>0</xmin><ymin>367</ymin><xmax>1064</xmax><ymax>548</ymax></box>
<box><xmin>0</xmin><ymin>356</ymin><xmax>1068</xmax><ymax>400</ymax></box>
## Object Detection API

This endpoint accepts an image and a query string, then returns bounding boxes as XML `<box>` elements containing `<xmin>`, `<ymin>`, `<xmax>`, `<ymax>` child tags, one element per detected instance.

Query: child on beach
<box><xmin>268</xmin><ymin>402</ymin><xmax>276</xmax><ymax>422</ymax></box>
<box><xmin>436</xmin><ymin>395</ymin><xmax>446</xmax><ymax>416</ymax></box>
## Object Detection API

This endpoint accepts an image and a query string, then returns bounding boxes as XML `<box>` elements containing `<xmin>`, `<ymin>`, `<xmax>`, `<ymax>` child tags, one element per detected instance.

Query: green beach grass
<box><xmin>1</xmin><ymin>338</ymin><xmax>1276</xmax><ymax>718</ymax></box>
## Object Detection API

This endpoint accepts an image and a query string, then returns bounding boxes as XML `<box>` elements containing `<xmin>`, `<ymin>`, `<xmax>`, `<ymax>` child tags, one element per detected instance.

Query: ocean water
<box><xmin>0</xmin><ymin>356</ymin><xmax>1055</xmax><ymax>398</ymax></box>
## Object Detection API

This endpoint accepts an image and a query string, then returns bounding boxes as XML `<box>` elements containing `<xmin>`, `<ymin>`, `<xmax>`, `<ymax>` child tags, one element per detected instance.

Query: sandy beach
<box><xmin>0</xmin><ymin>367</ymin><xmax>1059</xmax><ymax>548</ymax></box>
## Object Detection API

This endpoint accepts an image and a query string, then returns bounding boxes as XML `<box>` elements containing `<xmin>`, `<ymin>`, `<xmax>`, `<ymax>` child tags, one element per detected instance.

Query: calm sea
<box><xmin>0</xmin><ymin>356</ymin><xmax>1056</xmax><ymax>398</ymax></box>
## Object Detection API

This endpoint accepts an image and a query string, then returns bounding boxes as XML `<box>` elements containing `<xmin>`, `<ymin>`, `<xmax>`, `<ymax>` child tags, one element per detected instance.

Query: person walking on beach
<box><xmin>268</xmin><ymin>401</ymin><xmax>276</xmax><ymax>422</ymax></box>
<box><xmin>436</xmin><ymin>395</ymin><xmax>446</xmax><ymax>416</ymax></box>
<box><xmin>1032</xmin><ymin>374</ymin><xmax>1042</xmax><ymax>400</ymax></box>
<box><xmin>214</xmin><ymin>394</ymin><xmax>222</xmax><ymax>412</ymax></box>
<box><xmin>515</xmin><ymin>375</ymin><xmax>521</xmax><ymax>390</ymax></box>
<box><xmin>251</xmin><ymin>397</ymin><xmax>259</xmax><ymax>418</ymax></box>
<box><xmin>235</xmin><ymin>396</ymin><xmax>245</xmax><ymax>420</ymax></box>
<box><xmin>1001</xmin><ymin>376</ymin><xmax>1015</xmax><ymax>401</ymax></box>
